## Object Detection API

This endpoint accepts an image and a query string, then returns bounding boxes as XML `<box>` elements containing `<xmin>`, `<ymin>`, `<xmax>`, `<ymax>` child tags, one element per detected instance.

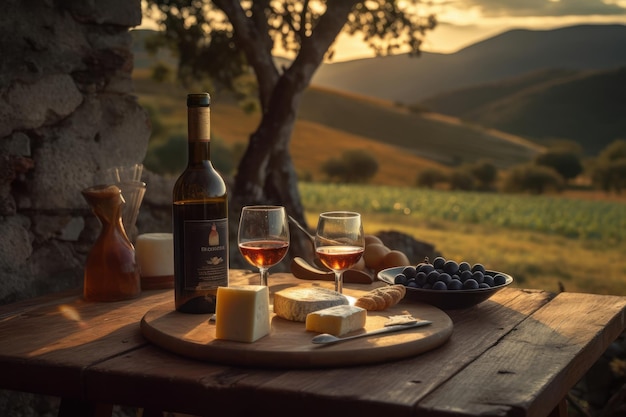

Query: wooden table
<box><xmin>1</xmin><ymin>270</ymin><xmax>625</xmax><ymax>417</ymax></box>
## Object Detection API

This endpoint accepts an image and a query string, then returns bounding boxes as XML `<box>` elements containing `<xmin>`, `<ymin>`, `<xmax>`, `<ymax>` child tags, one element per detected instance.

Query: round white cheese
<box><xmin>273</xmin><ymin>286</ymin><xmax>349</xmax><ymax>322</ymax></box>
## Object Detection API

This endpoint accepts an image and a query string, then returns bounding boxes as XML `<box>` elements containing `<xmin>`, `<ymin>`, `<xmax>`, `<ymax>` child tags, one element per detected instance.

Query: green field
<box><xmin>299</xmin><ymin>183</ymin><xmax>626</xmax><ymax>296</ymax></box>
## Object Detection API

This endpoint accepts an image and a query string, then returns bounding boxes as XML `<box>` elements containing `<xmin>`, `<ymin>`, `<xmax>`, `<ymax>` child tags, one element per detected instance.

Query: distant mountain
<box><xmin>422</xmin><ymin>67</ymin><xmax>626</xmax><ymax>155</ymax></box>
<box><xmin>311</xmin><ymin>24</ymin><xmax>626</xmax><ymax>104</ymax></box>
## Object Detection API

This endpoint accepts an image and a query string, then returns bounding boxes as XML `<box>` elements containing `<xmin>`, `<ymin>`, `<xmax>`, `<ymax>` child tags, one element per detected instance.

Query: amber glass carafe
<box><xmin>82</xmin><ymin>184</ymin><xmax>141</xmax><ymax>302</ymax></box>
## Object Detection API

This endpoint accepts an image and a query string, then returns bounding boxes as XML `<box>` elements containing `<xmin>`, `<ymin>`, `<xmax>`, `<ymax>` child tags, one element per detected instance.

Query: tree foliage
<box><xmin>449</xmin><ymin>167</ymin><xmax>476</xmax><ymax>191</ymax></box>
<box><xmin>502</xmin><ymin>164</ymin><xmax>564</xmax><ymax>194</ymax></box>
<box><xmin>534</xmin><ymin>148</ymin><xmax>583</xmax><ymax>181</ymax></box>
<box><xmin>415</xmin><ymin>167</ymin><xmax>447</xmax><ymax>189</ymax></box>
<box><xmin>590</xmin><ymin>139</ymin><xmax>626</xmax><ymax>194</ymax></box>
<box><xmin>468</xmin><ymin>159</ymin><xmax>498</xmax><ymax>190</ymax></box>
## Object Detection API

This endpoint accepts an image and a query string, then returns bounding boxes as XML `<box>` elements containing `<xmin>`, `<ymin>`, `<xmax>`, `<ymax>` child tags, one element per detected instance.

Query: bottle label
<box><xmin>183</xmin><ymin>218</ymin><xmax>228</xmax><ymax>290</ymax></box>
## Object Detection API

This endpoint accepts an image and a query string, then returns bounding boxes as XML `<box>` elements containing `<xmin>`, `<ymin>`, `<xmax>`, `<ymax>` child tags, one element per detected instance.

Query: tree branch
<box><xmin>291</xmin><ymin>0</ymin><xmax>359</xmax><ymax>87</ymax></box>
<box><xmin>212</xmin><ymin>0</ymin><xmax>279</xmax><ymax>109</ymax></box>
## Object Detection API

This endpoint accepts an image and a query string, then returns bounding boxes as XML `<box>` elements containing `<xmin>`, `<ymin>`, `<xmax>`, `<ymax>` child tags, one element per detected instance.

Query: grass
<box><xmin>303</xmin><ymin>210</ymin><xmax>626</xmax><ymax>296</ymax></box>
<box><xmin>299</xmin><ymin>183</ymin><xmax>626</xmax><ymax>296</ymax></box>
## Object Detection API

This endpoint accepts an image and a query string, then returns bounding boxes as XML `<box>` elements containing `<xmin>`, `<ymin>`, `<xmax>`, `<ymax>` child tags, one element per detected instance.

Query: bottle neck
<box><xmin>188</xmin><ymin>141</ymin><xmax>211</xmax><ymax>166</ymax></box>
<box><xmin>187</xmin><ymin>105</ymin><xmax>211</xmax><ymax>166</ymax></box>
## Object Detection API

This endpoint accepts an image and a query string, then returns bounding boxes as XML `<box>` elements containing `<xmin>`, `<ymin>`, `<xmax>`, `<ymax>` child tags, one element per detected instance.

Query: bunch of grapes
<box><xmin>394</xmin><ymin>256</ymin><xmax>508</xmax><ymax>291</ymax></box>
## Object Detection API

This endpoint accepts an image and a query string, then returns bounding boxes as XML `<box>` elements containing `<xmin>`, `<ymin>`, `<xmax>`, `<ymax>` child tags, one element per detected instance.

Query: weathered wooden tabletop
<box><xmin>1</xmin><ymin>270</ymin><xmax>624</xmax><ymax>417</ymax></box>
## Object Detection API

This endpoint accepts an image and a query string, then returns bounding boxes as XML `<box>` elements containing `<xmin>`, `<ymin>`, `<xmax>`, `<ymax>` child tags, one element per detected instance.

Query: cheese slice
<box><xmin>273</xmin><ymin>286</ymin><xmax>348</xmax><ymax>322</ymax></box>
<box><xmin>215</xmin><ymin>285</ymin><xmax>270</xmax><ymax>343</ymax></box>
<box><xmin>305</xmin><ymin>305</ymin><xmax>367</xmax><ymax>336</ymax></box>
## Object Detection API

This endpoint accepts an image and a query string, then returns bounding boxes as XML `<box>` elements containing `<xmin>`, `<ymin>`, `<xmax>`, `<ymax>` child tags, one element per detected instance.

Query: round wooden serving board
<box><xmin>141</xmin><ymin>281</ymin><xmax>453</xmax><ymax>368</ymax></box>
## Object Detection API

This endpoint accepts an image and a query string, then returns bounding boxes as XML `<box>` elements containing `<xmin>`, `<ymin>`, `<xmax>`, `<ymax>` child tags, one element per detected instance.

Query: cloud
<box><xmin>455</xmin><ymin>0</ymin><xmax>626</xmax><ymax>17</ymax></box>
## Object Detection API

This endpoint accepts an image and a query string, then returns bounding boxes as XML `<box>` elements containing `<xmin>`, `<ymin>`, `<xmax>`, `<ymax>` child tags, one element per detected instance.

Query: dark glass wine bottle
<box><xmin>173</xmin><ymin>93</ymin><xmax>229</xmax><ymax>314</ymax></box>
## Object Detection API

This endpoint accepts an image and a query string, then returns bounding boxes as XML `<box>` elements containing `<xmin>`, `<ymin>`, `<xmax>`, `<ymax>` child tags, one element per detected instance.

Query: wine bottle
<box><xmin>173</xmin><ymin>93</ymin><xmax>229</xmax><ymax>314</ymax></box>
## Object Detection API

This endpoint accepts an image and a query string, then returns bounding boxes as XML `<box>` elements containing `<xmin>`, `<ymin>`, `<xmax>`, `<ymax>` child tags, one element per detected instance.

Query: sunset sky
<box><xmin>139</xmin><ymin>0</ymin><xmax>626</xmax><ymax>61</ymax></box>
<box><xmin>333</xmin><ymin>0</ymin><xmax>626</xmax><ymax>60</ymax></box>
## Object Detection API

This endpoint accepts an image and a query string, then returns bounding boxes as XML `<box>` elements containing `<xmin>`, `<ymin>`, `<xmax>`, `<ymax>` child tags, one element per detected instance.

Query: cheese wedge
<box><xmin>305</xmin><ymin>305</ymin><xmax>367</xmax><ymax>336</ymax></box>
<box><xmin>273</xmin><ymin>287</ymin><xmax>348</xmax><ymax>322</ymax></box>
<box><xmin>215</xmin><ymin>285</ymin><xmax>270</xmax><ymax>343</ymax></box>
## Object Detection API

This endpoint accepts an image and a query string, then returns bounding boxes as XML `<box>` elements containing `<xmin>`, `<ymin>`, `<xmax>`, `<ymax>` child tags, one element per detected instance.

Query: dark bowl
<box><xmin>377</xmin><ymin>266</ymin><xmax>513</xmax><ymax>310</ymax></box>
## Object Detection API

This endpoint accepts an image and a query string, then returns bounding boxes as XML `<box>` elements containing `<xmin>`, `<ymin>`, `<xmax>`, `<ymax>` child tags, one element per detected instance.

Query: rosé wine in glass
<box><xmin>238</xmin><ymin>206</ymin><xmax>290</xmax><ymax>286</ymax></box>
<box><xmin>314</xmin><ymin>212</ymin><xmax>364</xmax><ymax>293</ymax></box>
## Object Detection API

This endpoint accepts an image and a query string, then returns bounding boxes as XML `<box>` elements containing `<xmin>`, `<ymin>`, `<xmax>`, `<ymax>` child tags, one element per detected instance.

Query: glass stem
<box><xmin>259</xmin><ymin>267</ymin><xmax>269</xmax><ymax>286</ymax></box>
<box><xmin>334</xmin><ymin>271</ymin><xmax>343</xmax><ymax>293</ymax></box>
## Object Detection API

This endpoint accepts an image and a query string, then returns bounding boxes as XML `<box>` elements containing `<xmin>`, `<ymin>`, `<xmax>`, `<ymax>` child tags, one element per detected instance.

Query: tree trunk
<box><xmin>226</xmin><ymin>1</ymin><xmax>360</xmax><ymax>270</ymax></box>
<box><xmin>231</xmin><ymin>75</ymin><xmax>312</xmax><ymax>269</ymax></box>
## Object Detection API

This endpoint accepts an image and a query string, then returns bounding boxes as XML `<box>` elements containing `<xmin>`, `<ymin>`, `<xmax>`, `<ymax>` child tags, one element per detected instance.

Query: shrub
<box><xmin>591</xmin><ymin>159</ymin><xmax>626</xmax><ymax>194</ymax></box>
<box><xmin>449</xmin><ymin>167</ymin><xmax>476</xmax><ymax>191</ymax></box>
<box><xmin>501</xmin><ymin>164</ymin><xmax>564</xmax><ymax>194</ymax></box>
<box><xmin>534</xmin><ymin>149</ymin><xmax>583</xmax><ymax>181</ymax></box>
<box><xmin>416</xmin><ymin>167</ymin><xmax>447</xmax><ymax>189</ymax></box>
<box><xmin>468</xmin><ymin>159</ymin><xmax>498</xmax><ymax>190</ymax></box>
<box><xmin>321</xmin><ymin>149</ymin><xmax>378</xmax><ymax>183</ymax></box>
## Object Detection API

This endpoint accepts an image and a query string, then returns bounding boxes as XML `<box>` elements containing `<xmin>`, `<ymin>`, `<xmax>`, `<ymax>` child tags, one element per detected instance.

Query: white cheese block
<box><xmin>273</xmin><ymin>287</ymin><xmax>349</xmax><ymax>322</ymax></box>
<box><xmin>135</xmin><ymin>233</ymin><xmax>174</xmax><ymax>277</ymax></box>
<box><xmin>306</xmin><ymin>305</ymin><xmax>367</xmax><ymax>336</ymax></box>
<box><xmin>215</xmin><ymin>285</ymin><xmax>270</xmax><ymax>343</ymax></box>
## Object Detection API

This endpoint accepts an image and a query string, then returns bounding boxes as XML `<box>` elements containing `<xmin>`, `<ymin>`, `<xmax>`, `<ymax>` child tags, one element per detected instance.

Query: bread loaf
<box><xmin>354</xmin><ymin>285</ymin><xmax>406</xmax><ymax>311</ymax></box>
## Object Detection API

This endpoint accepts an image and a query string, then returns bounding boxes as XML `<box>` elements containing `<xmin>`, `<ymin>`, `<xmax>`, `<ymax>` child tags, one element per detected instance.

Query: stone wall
<box><xmin>0</xmin><ymin>0</ymin><xmax>151</xmax><ymax>306</ymax></box>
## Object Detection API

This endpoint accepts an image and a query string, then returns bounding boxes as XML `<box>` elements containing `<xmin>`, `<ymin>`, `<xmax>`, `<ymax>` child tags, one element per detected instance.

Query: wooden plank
<box><xmin>0</xmin><ymin>289</ymin><xmax>81</xmax><ymax>319</ymax></box>
<box><xmin>418</xmin><ymin>292</ymin><xmax>626</xmax><ymax>417</ymax></box>
<box><xmin>84</xmin><ymin>286</ymin><xmax>552</xmax><ymax>417</ymax></box>
<box><xmin>0</xmin><ymin>289</ymin><xmax>172</xmax><ymax>398</ymax></box>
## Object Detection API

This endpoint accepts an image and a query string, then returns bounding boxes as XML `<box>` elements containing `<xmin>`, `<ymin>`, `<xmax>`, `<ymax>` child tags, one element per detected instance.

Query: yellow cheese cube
<box><xmin>305</xmin><ymin>305</ymin><xmax>367</xmax><ymax>336</ymax></box>
<box><xmin>215</xmin><ymin>285</ymin><xmax>270</xmax><ymax>343</ymax></box>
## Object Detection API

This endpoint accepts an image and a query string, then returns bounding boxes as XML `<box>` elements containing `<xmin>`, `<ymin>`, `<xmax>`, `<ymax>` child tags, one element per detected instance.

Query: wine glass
<box><xmin>238</xmin><ymin>206</ymin><xmax>290</xmax><ymax>286</ymax></box>
<box><xmin>314</xmin><ymin>211</ymin><xmax>365</xmax><ymax>293</ymax></box>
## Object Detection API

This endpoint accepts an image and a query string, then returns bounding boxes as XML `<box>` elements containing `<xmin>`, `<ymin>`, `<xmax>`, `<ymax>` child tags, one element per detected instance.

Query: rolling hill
<box><xmin>421</xmin><ymin>67</ymin><xmax>626</xmax><ymax>155</ymax></box>
<box><xmin>296</xmin><ymin>87</ymin><xmax>543</xmax><ymax>168</ymax></box>
<box><xmin>311</xmin><ymin>24</ymin><xmax>626</xmax><ymax>104</ymax></box>
<box><xmin>134</xmin><ymin>74</ymin><xmax>544</xmax><ymax>188</ymax></box>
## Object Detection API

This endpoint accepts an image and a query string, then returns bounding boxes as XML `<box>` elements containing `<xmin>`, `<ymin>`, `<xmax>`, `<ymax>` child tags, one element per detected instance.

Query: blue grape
<box><xmin>448</xmin><ymin>279</ymin><xmax>463</xmax><ymax>290</ymax></box>
<box><xmin>460</xmin><ymin>270</ymin><xmax>472</xmax><ymax>282</ymax></box>
<box><xmin>438</xmin><ymin>273</ymin><xmax>452</xmax><ymax>285</ymax></box>
<box><xmin>432</xmin><ymin>256</ymin><xmax>446</xmax><ymax>270</ymax></box>
<box><xmin>402</xmin><ymin>266</ymin><xmax>417</xmax><ymax>279</ymax></box>
<box><xmin>494</xmin><ymin>274</ymin><xmax>507</xmax><ymax>286</ymax></box>
<box><xmin>459</xmin><ymin>261</ymin><xmax>471</xmax><ymax>272</ymax></box>
<box><xmin>426</xmin><ymin>270</ymin><xmax>440</xmax><ymax>284</ymax></box>
<box><xmin>463</xmin><ymin>279</ymin><xmax>479</xmax><ymax>290</ymax></box>
<box><xmin>415</xmin><ymin>271</ymin><xmax>427</xmax><ymax>286</ymax></box>
<box><xmin>432</xmin><ymin>281</ymin><xmax>447</xmax><ymax>290</ymax></box>
<box><xmin>471</xmin><ymin>270</ymin><xmax>484</xmax><ymax>284</ymax></box>
<box><xmin>443</xmin><ymin>260</ymin><xmax>459</xmax><ymax>275</ymax></box>
<box><xmin>417</xmin><ymin>263</ymin><xmax>435</xmax><ymax>274</ymax></box>
<box><xmin>483</xmin><ymin>274</ymin><xmax>495</xmax><ymax>287</ymax></box>
<box><xmin>394</xmin><ymin>273</ymin><xmax>408</xmax><ymax>285</ymax></box>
